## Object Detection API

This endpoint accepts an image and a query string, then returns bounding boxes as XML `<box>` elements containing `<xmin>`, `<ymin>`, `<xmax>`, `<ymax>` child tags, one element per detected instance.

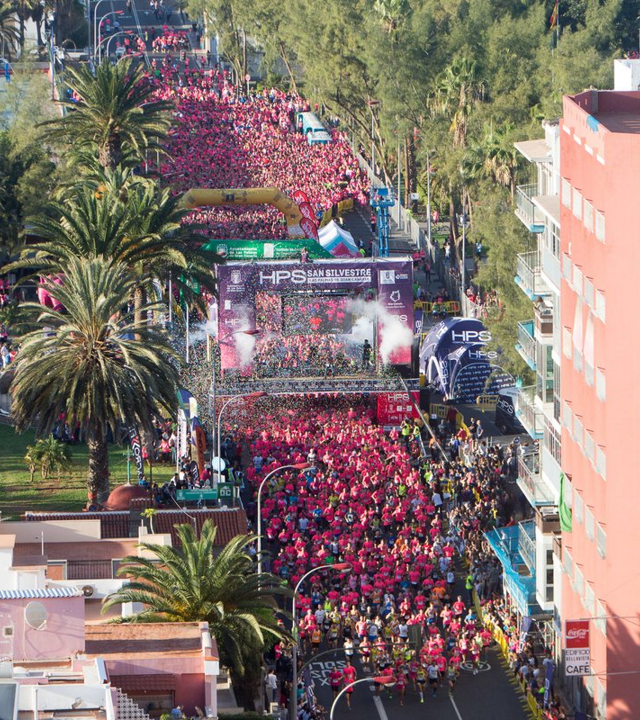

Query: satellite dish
<box><xmin>211</xmin><ymin>457</ymin><xmax>226</xmax><ymax>472</ymax></box>
<box><xmin>24</xmin><ymin>601</ymin><xmax>48</xmax><ymax>630</ymax></box>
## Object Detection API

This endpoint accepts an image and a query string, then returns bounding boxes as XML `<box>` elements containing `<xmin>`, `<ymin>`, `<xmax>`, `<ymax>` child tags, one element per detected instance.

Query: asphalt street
<box><xmin>306</xmin><ymin>645</ymin><xmax>531</xmax><ymax>720</ymax></box>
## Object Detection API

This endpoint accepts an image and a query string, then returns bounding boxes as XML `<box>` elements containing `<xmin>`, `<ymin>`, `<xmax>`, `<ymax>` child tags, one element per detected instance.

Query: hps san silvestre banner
<box><xmin>217</xmin><ymin>259</ymin><xmax>414</xmax><ymax>373</ymax></box>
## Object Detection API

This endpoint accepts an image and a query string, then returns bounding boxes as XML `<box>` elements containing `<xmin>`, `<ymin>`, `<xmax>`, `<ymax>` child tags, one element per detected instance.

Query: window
<box><xmin>584</xmin><ymin>277</ymin><xmax>594</xmax><ymax>308</ymax></box>
<box><xmin>585</xmin><ymin>583</ymin><xmax>596</xmax><ymax>614</ymax></box>
<box><xmin>573</xmin><ymin>299</ymin><xmax>584</xmax><ymax>371</ymax></box>
<box><xmin>596</xmin><ymin>368</ymin><xmax>606</xmax><ymax>402</ymax></box>
<box><xmin>572</xmin><ymin>188</ymin><xmax>583</xmax><ymax>219</ymax></box>
<box><xmin>572</xmin><ymin>265</ymin><xmax>583</xmax><ymax>295</ymax></box>
<box><xmin>574</xmin><ymin>565</ymin><xmax>584</xmax><ymax>596</ymax></box>
<box><xmin>562</xmin><ymin>253</ymin><xmax>572</xmax><ymax>281</ymax></box>
<box><xmin>584</xmin><ymin>431</ymin><xmax>595</xmax><ymax>464</ymax></box>
<box><xmin>584</xmin><ymin>200</ymin><xmax>594</xmax><ymax>232</ymax></box>
<box><xmin>563</xmin><ymin>548</ymin><xmax>573</xmax><ymax>576</ymax></box>
<box><xmin>595</xmin><ymin>290</ymin><xmax>606</xmax><ymax>322</ymax></box>
<box><xmin>573</xmin><ymin>416</ymin><xmax>584</xmax><ymax>448</ymax></box>
<box><xmin>585</xmin><ymin>506</ymin><xmax>595</xmax><ymax>541</ymax></box>
<box><xmin>563</xmin><ymin>327</ymin><xmax>573</xmax><ymax>359</ymax></box>
<box><xmin>562</xmin><ymin>400</ymin><xmax>573</xmax><ymax>429</ymax></box>
<box><xmin>574</xmin><ymin>491</ymin><xmax>584</xmax><ymax>524</ymax></box>
<box><xmin>546</xmin><ymin>550</ymin><xmax>553</xmax><ymax>565</ymax></box>
<box><xmin>595</xmin><ymin>600</ymin><xmax>607</xmax><ymax>636</ymax></box>
<box><xmin>596</xmin><ymin>446</ymin><xmax>607</xmax><ymax>480</ymax></box>
<box><xmin>584</xmin><ymin>313</ymin><xmax>595</xmax><ymax>387</ymax></box>
<box><xmin>595</xmin><ymin>210</ymin><xmax>606</xmax><ymax>243</ymax></box>
<box><xmin>562</xmin><ymin>178</ymin><xmax>571</xmax><ymax>208</ymax></box>
<box><xmin>544</xmin><ymin>417</ymin><xmax>562</xmax><ymax>464</ymax></box>
<box><xmin>597</xmin><ymin>523</ymin><xmax>607</xmax><ymax>558</ymax></box>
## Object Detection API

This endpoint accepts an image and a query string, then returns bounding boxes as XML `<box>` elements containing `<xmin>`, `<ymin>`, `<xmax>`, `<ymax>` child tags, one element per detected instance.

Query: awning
<box><xmin>532</xmin><ymin>194</ymin><xmax>561</xmax><ymax>227</ymax></box>
<box><xmin>514</xmin><ymin>138</ymin><xmax>552</xmax><ymax>162</ymax></box>
<box><xmin>0</xmin><ymin>587</ymin><xmax>83</xmax><ymax>599</ymax></box>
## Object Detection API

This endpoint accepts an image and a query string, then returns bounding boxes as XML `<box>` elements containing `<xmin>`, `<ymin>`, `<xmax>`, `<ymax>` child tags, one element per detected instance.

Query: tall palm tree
<box><xmin>0</xmin><ymin>4</ymin><xmax>19</xmax><ymax>59</ymax></box>
<box><xmin>103</xmin><ymin>521</ymin><xmax>291</xmax><ymax>679</ymax></box>
<box><xmin>40</xmin><ymin>58</ymin><xmax>173</xmax><ymax>170</ymax></box>
<box><xmin>11</xmin><ymin>257</ymin><xmax>180</xmax><ymax>503</ymax></box>
<box><xmin>8</xmin><ymin>173</ymin><xmax>219</xmax><ymax>326</ymax></box>
<box><xmin>431</xmin><ymin>56</ymin><xmax>484</xmax><ymax>150</ymax></box>
<box><xmin>464</xmin><ymin>122</ymin><xmax>523</xmax><ymax>199</ymax></box>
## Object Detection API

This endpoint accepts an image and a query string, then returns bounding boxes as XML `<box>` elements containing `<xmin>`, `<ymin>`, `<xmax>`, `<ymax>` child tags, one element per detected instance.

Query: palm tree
<box><xmin>431</xmin><ymin>56</ymin><xmax>484</xmax><ymax>150</ymax></box>
<box><xmin>40</xmin><ymin>58</ymin><xmax>174</xmax><ymax>170</ymax></box>
<box><xmin>11</xmin><ymin>256</ymin><xmax>180</xmax><ymax>504</ymax></box>
<box><xmin>463</xmin><ymin>121</ymin><xmax>524</xmax><ymax>202</ymax></box>
<box><xmin>103</xmin><ymin>521</ymin><xmax>291</xmax><ymax>680</ymax></box>
<box><xmin>8</xmin><ymin>173</ymin><xmax>219</xmax><ymax>326</ymax></box>
<box><xmin>0</xmin><ymin>4</ymin><xmax>19</xmax><ymax>59</ymax></box>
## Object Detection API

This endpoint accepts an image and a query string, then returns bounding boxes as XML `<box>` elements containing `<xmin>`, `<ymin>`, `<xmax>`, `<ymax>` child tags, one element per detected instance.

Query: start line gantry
<box><xmin>213</xmin><ymin>376</ymin><xmax>422</xmax><ymax>398</ymax></box>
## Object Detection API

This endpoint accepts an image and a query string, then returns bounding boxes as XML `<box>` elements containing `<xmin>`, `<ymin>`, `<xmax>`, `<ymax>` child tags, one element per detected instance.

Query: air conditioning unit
<box><xmin>82</xmin><ymin>585</ymin><xmax>95</xmax><ymax>597</ymax></box>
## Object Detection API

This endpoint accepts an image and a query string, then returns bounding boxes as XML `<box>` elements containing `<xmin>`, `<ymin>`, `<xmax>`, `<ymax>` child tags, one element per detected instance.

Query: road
<box><xmin>306</xmin><ymin>645</ymin><xmax>531</xmax><ymax>720</ymax></box>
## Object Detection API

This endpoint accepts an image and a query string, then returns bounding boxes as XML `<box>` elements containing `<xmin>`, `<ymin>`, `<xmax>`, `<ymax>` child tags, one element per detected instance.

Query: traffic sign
<box><xmin>176</xmin><ymin>484</ymin><xmax>234</xmax><ymax>502</ymax></box>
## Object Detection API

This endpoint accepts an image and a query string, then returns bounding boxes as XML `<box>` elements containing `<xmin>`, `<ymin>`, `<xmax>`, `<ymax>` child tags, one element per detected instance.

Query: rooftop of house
<box><xmin>22</xmin><ymin>508</ymin><xmax>247</xmax><ymax>545</ymax></box>
<box><xmin>84</xmin><ymin>622</ymin><xmax>215</xmax><ymax>660</ymax></box>
<box><xmin>13</xmin><ymin>540</ymin><xmax>139</xmax><ymax>562</ymax></box>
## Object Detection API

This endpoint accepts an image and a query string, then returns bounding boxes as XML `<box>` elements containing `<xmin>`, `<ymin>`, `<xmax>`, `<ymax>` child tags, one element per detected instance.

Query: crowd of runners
<box><xmin>234</xmin><ymin>396</ymin><xmax>536</xmax><ymax>715</ymax></box>
<box><xmin>147</xmin><ymin>65</ymin><xmax>369</xmax><ymax>239</ymax></box>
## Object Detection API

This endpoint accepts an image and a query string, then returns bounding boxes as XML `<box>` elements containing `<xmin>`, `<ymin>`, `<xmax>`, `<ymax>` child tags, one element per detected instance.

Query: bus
<box><xmin>297</xmin><ymin>112</ymin><xmax>332</xmax><ymax>145</ymax></box>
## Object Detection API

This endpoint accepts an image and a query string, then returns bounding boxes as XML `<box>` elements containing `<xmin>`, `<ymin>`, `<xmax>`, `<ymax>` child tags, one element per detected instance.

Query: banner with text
<box><xmin>565</xmin><ymin>620</ymin><xmax>591</xmax><ymax>676</ymax></box>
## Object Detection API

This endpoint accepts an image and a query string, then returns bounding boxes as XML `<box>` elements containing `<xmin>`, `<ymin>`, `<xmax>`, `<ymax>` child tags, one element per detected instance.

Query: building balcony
<box><xmin>515</xmin><ymin>251</ymin><xmax>550</xmax><ymax>300</ymax></box>
<box><xmin>515</xmin><ymin>184</ymin><xmax>545</xmax><ymax>232</ymax></box>
<box><xmin>516</xmin><ymin>385</ymin><xmax>544</xmax><ymax>439</ymax></box>
<box><xmin>536</xmin><ymin>506</ymin><xmax>561</xmax><ymax>535</ymax></box>
<box><xmin>534</xmin><ymin>303</ymin><xmax>553</xmax><ymax>336</ymax></box>
<box><xmin>517</xmin><ymin>519</ymin><xmax>536</xmax><ymax>573</ymax></box>
<box><xmin>516</xmin><ymin>320</ymin><xmax>536</xmax><ymax>370</ymax></box>
<box><xmin>485</xmin><ymin>524</ymin><xmax>539</xmax><ymax>616</ymax></box>
<box><xmin>518</xmin><ymin>452</ymin><xmax>555</xmax><ymax>507</ymax></box>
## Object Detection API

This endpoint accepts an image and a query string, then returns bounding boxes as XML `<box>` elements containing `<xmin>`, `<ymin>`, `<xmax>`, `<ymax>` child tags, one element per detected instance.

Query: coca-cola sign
<box><xmin>565</xmin><ymin>620</ymin><xmax>590</xmax><ymax>649</ymax></box>
<box><xmin>565</xmin><ymin>619</ymin><xmax>591</xmax><ymax>676</ymax></box>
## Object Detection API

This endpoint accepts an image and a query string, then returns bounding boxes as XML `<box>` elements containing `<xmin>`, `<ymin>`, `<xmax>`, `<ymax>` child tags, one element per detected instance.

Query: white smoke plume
<box><xmin>346</xmin><ymin>298</ymin><xmax>413</xmax><ymax>364</ymax></box>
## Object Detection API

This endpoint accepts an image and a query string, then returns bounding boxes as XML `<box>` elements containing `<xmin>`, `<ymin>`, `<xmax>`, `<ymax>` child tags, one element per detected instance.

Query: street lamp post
<box><xmin>292</xmin><ymin>563</ymin><xmax>351</xmax><ymax>720</ymax></box>
<box><xmin>329</xmin><ymin>677</ymin><xmax>395</xmax><ymax>720</ymax></box>
<box><xmin>216</xmin><ymin>391</ymin><xmax>267</xmax><ymax>467</ymax></box>
<box><xmin>256</xmin><ymin>463</ymin><xmax>310</xmax><ymax>576</ymax></box>
<box><xmin>208</xmin><ymin>328</ymin><xmax>259</xmax><ymax>456</ymax></box>
<box><xmin>91</xmin><ymin>0</ymin><xmax>111</xmax><ymax>59</ymax></box>
<box><xmin>95</xmin><ymin>31</ymin><xmax>131</xmax><ymax>64</ymax></box>
<box><xmin>94</xmin><ymin>9</ymin><xmax>123</xmax><ymax>59</ymax></box>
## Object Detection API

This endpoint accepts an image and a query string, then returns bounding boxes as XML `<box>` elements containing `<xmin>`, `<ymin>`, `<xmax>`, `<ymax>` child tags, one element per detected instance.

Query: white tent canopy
<box><xmin>318</xmin><ymin>220</ymin><xmax>360</xmax><ymax>257</ymax></box>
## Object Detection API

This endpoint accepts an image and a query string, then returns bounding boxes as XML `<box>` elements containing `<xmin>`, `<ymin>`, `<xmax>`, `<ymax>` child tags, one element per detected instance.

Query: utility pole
<box><xmin>426</xmin><ymin>153</ymin><xmax>432</xmax><ymax>251</ymax></box>
<box><xmin>461</xmin><ymin>212</ymin><xmax>467</xmax><ymax>298</ymax></box>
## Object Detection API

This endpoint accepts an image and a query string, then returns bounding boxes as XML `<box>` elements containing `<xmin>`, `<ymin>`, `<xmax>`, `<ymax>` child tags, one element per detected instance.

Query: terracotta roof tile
<box><xmin>110</xmin><ymin>674</ymin><xmax>178</xmax><ymax>693</ymax></box>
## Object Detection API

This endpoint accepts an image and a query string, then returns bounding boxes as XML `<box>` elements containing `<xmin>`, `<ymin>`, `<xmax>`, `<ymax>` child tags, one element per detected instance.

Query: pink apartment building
<box><xmin>560</xmin><ymin>87</ymin><xmax>640</xmax><ymax>719</ymax></box>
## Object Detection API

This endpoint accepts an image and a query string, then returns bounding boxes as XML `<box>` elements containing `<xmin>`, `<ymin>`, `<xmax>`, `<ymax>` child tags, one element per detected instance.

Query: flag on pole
<box><xmin>550</xmin><ymin>0</ymin><xmax>559</xmax><ymax>28</ymax></box>
<box><xmin>559</xmin><ymin>472</ymin><xmax>573</xmax><ymax>532</ymax></box>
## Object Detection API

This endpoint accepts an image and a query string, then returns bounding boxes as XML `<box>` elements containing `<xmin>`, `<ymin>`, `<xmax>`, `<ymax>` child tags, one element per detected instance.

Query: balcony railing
<box><xmin>516</xmin><ymin>320</ymin><xmax>536</xmax><ymax>370</ymax></box>
<box><xmin>517</xmin><ymin>520</ymin><xmax>536</xmax><ymax>573</ymax></box>
<box><xmin>516</xmin><ymin>385</ymin><xmax>544</xmax><ymax>439</ymax></box>
<box><xmin>515</xmin><ymin>184</ymin><xmax>545</xmax><ymax>232</ymax></box>
<box><xmin>518</xmin><ymin>453</ymin><xmax>555</xmax><ymax>507</ymax></box>
<box><xmin>515</xmin><ymin>251</ymin><xmax>550</xmax><ymax>299</ymax></box>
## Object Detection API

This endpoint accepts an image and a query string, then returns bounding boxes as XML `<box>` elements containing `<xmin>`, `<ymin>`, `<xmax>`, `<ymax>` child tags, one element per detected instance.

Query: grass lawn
<box><xmin>0</xmin><ymin>424</ymin><xmax>177</xmax><ymax>519</ymax></box>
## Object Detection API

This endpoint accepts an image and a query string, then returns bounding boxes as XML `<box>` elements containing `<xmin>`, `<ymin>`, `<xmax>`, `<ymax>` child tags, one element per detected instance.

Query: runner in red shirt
<box><xmin>329</xmin><ymin>667</ymin><xmax>343</xmax><ymax>699</ymax></box>
<box><xmin>342</xmin><ymin>660</ymin><xmax>357</xmax><ymax>708</ymax></box>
